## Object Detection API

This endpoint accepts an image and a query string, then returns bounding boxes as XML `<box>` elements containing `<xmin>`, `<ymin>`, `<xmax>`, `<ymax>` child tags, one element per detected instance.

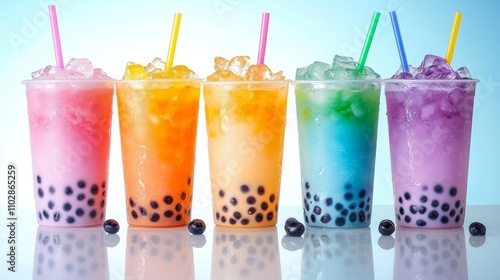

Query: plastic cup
<box><xmin>294</xmin><ymin>80</ymin><xmax>381</xmax><ymax>228</ymax></box>
<box><xmin>24</xmin><ymin>80</ymin><xmax>114</xmax><ymax>227</ymax></box>
<box><xmin>32</xmin><ymin>226</ymin><xmax>109</xmax><ymax>280</ymax></box>
<box><xmin>211</xmin><ymin>226</ymin><xmax>281</xmax><ymax>279</ymax></box>
<box><xmin>301</xmin><ymin>227</ymin><xmax>374</xmax><ymax>279</ymax></box>
<box><xmin>203</xmin><ymin>80</ymin><xmax>289</xmax><ymax>228</ymax></box>
<box><xmin>393</xmin><ymin>227</ymin><xmax>468</xmax><ymax>279</ymax></box>
<box><xmin>125</xmin><ymin>227</ymin><xmax>194</xmax><ymax>279</ymax></box>
<box><xmin>385</xmin><ymin>79</ymin><xmax>478</xmax><ymax>228</ymax></box>
<box><xmin>116</xmin><ymin>79</ymin><xmax>201</xmax><ymax>227</ymax></box>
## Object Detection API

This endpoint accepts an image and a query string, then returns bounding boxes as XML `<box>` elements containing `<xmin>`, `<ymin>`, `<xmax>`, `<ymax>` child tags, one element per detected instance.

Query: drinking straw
<box><xmin>165</xmin><ymin>12</ymin><xmax>182</xmax><ymax>71</ymax></box>
<box><xmin>390</xmin><ymin>11</ymin><xmax>409</xmax><ymax>73</ymax></box>
<box><xmin>444</xmin><ymin>12</ymin><xmax>462</xmax><ymax>64</ymax></box>
<box><xmin>48</xmin><ymin>5</ymin><xmax>64</xmax><ymax>68</ymax></box>
<box><xmin>357</xmin><ymin>11</ymin><xmax>381</xmax><ymax>72</ymax></box>
<box><xmin>257</xmin><ymin>12</ymin><xmax>270</xmax><ymax>65</ymax></box>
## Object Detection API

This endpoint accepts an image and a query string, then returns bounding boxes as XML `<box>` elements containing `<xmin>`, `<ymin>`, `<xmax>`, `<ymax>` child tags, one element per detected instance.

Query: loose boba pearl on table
<box><xmin>469</xmin><ymin>222</ymin><xmax>486</xmax><ymax>236</ymax></box>
<box><xmin>188</xmin><ymin>219</ymin><xmax>206</xmax><ymax>235</ymax></box>
<box><xmin>103</xmin><ymin>219</ymin><xmax>120</xmax><ymax>234</ymax></box>
<box><xmin>378</xmin><ymin>219</ymin><xmax>395</xmax><ymax>236</ymax></box>
<box><xmin>284</xmin><ymin>217</ymin><xmax>305</xmax><ymax>237</ymax></box>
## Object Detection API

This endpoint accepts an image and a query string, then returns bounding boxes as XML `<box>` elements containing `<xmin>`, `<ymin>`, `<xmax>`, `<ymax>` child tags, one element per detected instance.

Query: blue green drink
<box><xmin>295</xmin><ymin>56</ymin><xmax>381</xmax><ymax>228</ymax></box>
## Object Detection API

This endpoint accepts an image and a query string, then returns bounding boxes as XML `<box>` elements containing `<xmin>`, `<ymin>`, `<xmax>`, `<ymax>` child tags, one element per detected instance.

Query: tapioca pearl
<box><xmin>455</xmin><ymin>215</ymin><xmax>461</xmax><ymax>223</ymax></box>
<box><xmin>150</xmin><ymin>213</ymin><xmax>160</xmax><ymax>222</ymax></box>
<box><xmin>77</xmin><ymin>180</ymin><xmax>86</xmax><ymax>189</ymax></box>
<box><xmin>344</xmin><ymin>192</ymin><xmax>353</xmax><ymax>200</ymax></box>
<box><xmin>76</xmin><ymin>208</ymin><xmax>84</xmax><ymax>217</ymax></box>
<box><xmin>67</xmin><ymin>217</ymin><xmax>75</xmax><ymax>224</ymax></box>
<box><xmin>47</xmin><ymin>201</ymin><xmax>54</xmax><ymax>210</ymax></box>
<box><xmin>455</xmin><ymin>200</ymin><xmax>461</xmax><ymax>209</ymax></box>
<box><xmin>241</xmin><ymin>218</ymin><xmax>249</xmax><ymax>225</ymax></box>
<box><xmin>399</xmin><ymin>207</ymin><xmax>405</xmax><ymax>215</ymax></box>
<box><xmin>218</xmin><ymin>190</ymin><xmax>225</xmax><ymax>198</ymax></box>
<box><xmin>306</xmin><ymin>192</ymin><xmax>311</xmax><ymax>199</ymax></box>
<box><xmin>313</xmin><ymin>194</ymin><xmax>320</xmax><ymax>202</ymax></box>
<box><xmin>175</xmin><ymin>204</ymin><xmax>182</xmax><ymax>212</ymax></box>
<box><xmin>434</xmin><ymin>184</ymin><xmax>444</xmax><ymax>194</ymax></box>
<box><xmin>441</xmin><ymin>203</ymin><xmax>450</xmax><ymax>212</ymax></box>
<box><xmin>150</xmin><ymin>201</ymin><xmax>159</xmax><ymax>209</ymax></box>
<box><xmin>63</xmin><ymin>203</ymin><xmax>72</xmax><ymax>212</ymax></box>
<box><xmin>449</xmin><ymin>187</ymin><xmax>457</xmax><ymax>197</ymax></box>
<box><xmin>404</xmin><ymin>215</ymin><xmax>411</xmax><ymax>223</ymax></box>
<box><xmin>258</xmin><ymin>186</ymin><xmax>265</xmax><ymax>196</ymax></box>
<box><xmin>90</xmin><ymin>184</ymin><xmax>99</xmax><ymax>195</ymax></box>
<box><xmin>100</xmin><ymin>200</ymin><xmax>105</xmax><ymax>208</ymax></box>
<box><xmin>441</xmin><ymin>216</ymin><xmax>449</xmax><ymax>224</ymax></box>
<box><xmin>181</xmin><ymin>192</ymin><xmax>187</xmax><ymax>200</ymax></box>
<box><xmin>340</xmin><ymin>209</ymin><xmax>348</xmax><ymax>216</ymax></box>
<box><xmin>335</xmin><ymin>217</ymin><xmax>346</xmax><ymax>227</ymax></box>
<box><xmin>220</xmin><ymin>216</ymin><xmax>227</xmax><ymax>223</ymax></box>
<box><xmin>365</xmin><ymin>204</ymin><xmax>371</xmax><ymax>212</ymax></box>
<box><xmin>233</xmin><ymin>212</ymin><xmax>242</xmax><ymax>220</ymax></box>
<box><xmin>359</xmin><ymin>201</ymin><xmax>365</xmax><ymax>208</ymax></box>
<box><xmin>428</xmin><ymin>210</ymin><xmax>439</xmax><ymax>220</ymax></box>
<box><xmin>325</xmin><ymin>197</ymin><xmax>333</xmax><ymax>206</ymax></box>
<box><xmin>348</xmin><ymin>202</ymin><xmax>356</xmax><ymax>210</ymax></box>
<box><xmin>320</xmin><ymin>214</ymin><xmax>331</xmax><ymax>223</ymax></box>
<box><xmin>431</xmin><ymin>200</ymin><xmax>439</xmax><ymax>208</ymax></box>
<box><xmin>89</xmin><ymin>210</ymin><xmax>97</xmax><ymax>219</ymax></box>
<box><xmin>100</xmin><ymin>212</ymin><xmax>104</xmax><ymax>220</ymax></box>
<box><xmin>335</xmin><ymin>203</ymin><xmax>343</xmax><ymax>211</ymax></box>
<box><xmin>229</xmin><ymin>218</ymin><xmax>237</xmax><ymax>225</ymax></box>
<box><xmin>398</xmin><ymin>196</ymin><xmax>403</xmax><ymax>204</ymax></box>
<box><xmin>255</xmin><ymin>213</ymin><xmax>264</xmax><ymax>222</ymax></box>
<box><xmin>418</xmin><ymin>206</ymin><xmax>427</xmax><ymax>214</ymax></box>
<box><xmin>164</xmin><ymin>195</ymin><xmax>173</xmax><ymax>205</ymax></box>
<box><xmin>449</xmin><ymin>209</ymin><xmax>456</xmax><ymax>217</ymax></box>
<box><xmin>131</xmin><ymin>211</ymin><xmax>138</xmax><ymax>219</ymax></box>
<box><xmin>53</xmin><ymin>212</ymin><xmax>60</xmax><ymax>222</ymax></box>
<box><xmin>102</xmin><ymin>190</ymin><xmax>106</xmax><ymax>197</ymax></box>
<box><xmin>409</xmin><ymin>205</ymin><xmax>418</xmax><ymax>214</ymax></box>
<box><xmin>359</xmin><ymin>211</ymin><xmax>366</xmax><ymax>222</ymax></box>
<box><xmin>304</xmin><ymin>213</ymin><xmax>309</xmax><ymax>223</ymax></box>
<box><xmin>420</xmin><ymin>195</ymin><xmax>428</xmax><ymax>203</ymax></box>
<box><xmin>248</xmin><ymin>207</ymin><xmax>256</xmax><ymax>215</ymax></box>
<box><xmin>230</xmin><ymin>197</ymin><xmax>238</xmax><ymax>206</ymax></box>
<box><xmin>310</xmin><ymin>214</ymin><xmax>316</xmax><ymax>223</ymax></box>
<box><xmin>37</xmin><ymin>187</ymin><xmax>44</xmax><ymax>198</ymax></box>
<box><xmin>313</xmin><ymin>206</ymin><xmax>322</xmax><ymax>215</ymax></box>
<box><xmin>88</xmin><ymin>199</ymin><xmax>95</xmax><ymax>207</ymax></box>
<box><xmin>77</xmin><ymin>193</ymin><xmax>85</xmax><ymax>201</ymax></box>
<box><xmin>43</xmin><ymin>210</ymin><xmax>49</xmax><ymax>219</ymax></box>
<box><xmin>260</xmin><ymin>202</ymin><xmax>268</xmax><ymax>211</ymax></box>
<box><xmin>349</xmin><ymin>212</ymin><xmax>357</xmax><ymax>222</ymax></box>
<box><xmin>459</xmin><ymin>207</ymin><xmax>464</xmax><ymax>215</ymax></box>
<box><xmin>266</xmin><ymin>212</ymin><xmax>274</xmax><ymax>221</ymax></box>
<box><xmin>305</xmin><ymin>182</ymin><xmax>310</xmax><ymax>190</ymax></box>
<box><xmin>164</xmin><ymin>210</ymin><xmax>174</xmax><ymax>218</ymax></box>
<box><xmin>36</xmin><ymin>175</ymin><xmax>42</xmax><ymax>184</ymax></box>
<box><xmin>270</xmin><ymin>194</ymin><xmax>276</xmax><ymax>203</ymax></box>
<box><xmin>222</xmin><ymin>206</ymin><xmax>228</xmax><ymax>213</ymax></box>
<box><xmin>416</xmin><ymin>219</ymin><xmax>427</xmax><ymax>227</ymax></box>
<box><xmin>65</xmin><ymin>186</ymin><xmax>73</xmax><ymax>196</ymax></box>
<box><xmin>246</xmin><ymin>196</ymin><xmax>256</xmax><ymax>205</ymax></box>
<box><xmin>139</xmin><ymin>206</ymin><xmax>148</xmax><ymax>216</ymax></box>
<box><xmin>239</xmin><ymin>184</ymin><xmax>250</xmax><ymax>193</ymax></box>
<box><xmin>404</xmin><ymin>192</ymin><xmax>411</xmax><ymax>201</ymax></box>
<box><xmin>397</xmin><ymin>215</ymin><xmax>401</xmax><ymax>221</ymax></box>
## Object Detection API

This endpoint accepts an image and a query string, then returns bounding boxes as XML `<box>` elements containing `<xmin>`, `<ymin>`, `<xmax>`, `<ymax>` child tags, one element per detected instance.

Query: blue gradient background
<box><xmin>1</xmin><ymin>0</ymin><xmax>499</xmax><ymax>213</ymax></box>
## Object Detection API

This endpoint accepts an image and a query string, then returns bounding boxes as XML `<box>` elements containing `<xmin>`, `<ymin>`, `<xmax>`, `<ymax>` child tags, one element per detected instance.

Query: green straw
<box><xmin>357</xmin><ymin>11</ymin><xmax>381</xmax><ymax>72</ymax></box>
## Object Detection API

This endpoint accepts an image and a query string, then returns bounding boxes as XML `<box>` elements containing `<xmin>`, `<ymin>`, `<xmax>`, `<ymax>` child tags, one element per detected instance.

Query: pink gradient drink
<box><xmin>25</xmin><ymin>59</ymin><xmax>113</xmax><ymax>227</ymax></box>
<box><xmin>385</xmin><ymin>55</ymin><xmax>478</xmax><ymax>228</ymax></box>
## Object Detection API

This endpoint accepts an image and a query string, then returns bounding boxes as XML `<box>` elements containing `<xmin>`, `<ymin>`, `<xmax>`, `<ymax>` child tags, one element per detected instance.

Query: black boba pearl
<box><xmin>409</xmin><ymin>205</ymin><xmax>418</xmax><ymax>214</ymax></box>
<box><xmin>218</xmin><ymin>190</ymin><xmax>225</xmax><ymax>198</ymax></box>
<box><xmin>90</xmin><ymin>210</ymin><xmax>97</xmax><ymax>219</ymax></box>
<box><xmin>221</xmin><ymin>216</ymin><xmax>226</xmax><ymax>223</ymax></box>
<box><xmin>305</xmin><ymin>203</ymin><xmax>310</xmax><ymax>211</ymax></box>
<box><xmin>150</xmin><ymin>201</ymin><xmax>159</xmax><ymax>209</ymax></box>
<box><xmin>181</xmin><ymin>192</ymin><xmax>187</xmax><ymax>200</ymax></box>
<box><xmin>310</xmin><ymin>214</ymin><xmax>316</xmax><ymax>223</ymax></box>
<box><xmin>365</xmin><ymin>204</ymin><xmax>371</xmax><ymax>212</ymax></box>
<box><xmin>102</xmin><ymin>182</ymin><xmax>106</xmax><ymax>189</ymax></box>
<box><xmin>460</xmin><ymin>207</ymin><xmax>464</xmax><ymax>215</ymax></box>
<box><xmin>53</xmin><ymin>212</ymin><xmax>60</xmax><ymax>222</ymax></box>
<box><xmin>404</xmin><ymin>215</ymin><xmax>411</xmax><ymax>223</ymax></box>
<box><xmin>90</xmin><ymin>184</ymin><xmax>99</xmax><ymax>195</ymax></box>
<box><xmin>258</xmin><ymin>186</ymin><xmax>265</xmax><ymax>195</ymax></box>
<box><xmin>304</xmin><ymin>213</ymin><xmax>309</xmax><ymax>223</ymax></box>
<box><xmin>164</xmin><ymin>196</ymin><xmax>173</xmax><ymax>205</ymax></box>
<box><xmin>129</xmin><ymin>198</ymin><xmax>136</xmax><ymax>207</ymax></box>
<box><xmin>255</xmin><ymin>214</ymin><xmax>263</xmax><ymax>222</ymax></box>
<box><xmin>131</xmin><ymin>211</ymin><xmax>138</xmax><ymax>219</ymax></box>
<box><xmin>49</xmin><ymin>186</ymin><xmax>55</xmax><ymax>194</ymax></box>
<box><xmin>416</xmin><ymin>219</ymin><xmax>427</xmax><ymax>227</ymax></box>
<box><xmin>335</xmin><ymin>203</ymin><xmax>343</xmax><ymax>211</ymax></box>
<box><xmin>441</xmin><ymin>216</ymin><xmax>449</xmax><ymax>224</ymax></box>
<box><xmin>103</xmin><ymin>219</ymin><xmax>120</xmax><ymax>234</ymax></box>
<box><xmin>359</xmin><ymin>189</ymin><xmax>366</xmax><ymax>198</ymax></box>
<box><xmin>341</xmin><ymin>209</ymin><xmax>348</xmax><ymax>216</ymax></box>
<box><xmin>404</xmin><ymin>192</ymin><xmax>411</xmax><ymax>200</ymax></box>
<box><xmin>76</xmin><ymin>208</ymin><xmax>84</xmax><ymax>217</ymax></box>
<box><xmin>222</xmin><ymin>206</ymin><xmax>228</xmax><ymax>213</ymax></box>
<box><xmin>345</xmin><ymin>193</ymin><xmax>353</xmax><ymax>200</ymax></box>
<box><xmin>321</xmin><ymin>214</ymin><xmax>331</xmax><ymax>223</ymax></box>
<box><xmin>43</xmin><ymin>210</ymin><xmax>49</xmax><ymax>219</ymax></box>
<box><xmin>175</xmin><ymin>215</ymin><xmax>182</xmax><ymax>221</ymax></box>
<box><xmin>240</xmin><ymin>185</ymin><xmax>250</xmax><ymax>193</ymax></box>
<box><xmin>233</xmin><ymin>212</ymin><xmax>242</xmax><ymax>220</ymax></box>
<box><xmin>469</xmin><ymin>222</ymin><xmax>486</xmax><ymax>236</ymax></box>
<box><xmin>246</xmin><ymin>196</ymin><xmax>256</xmax><ymax>205</ymax></box>
<box><xmin>216</xmin><ymin>212</ymin><xmax>220</xmax><ymax>220</ymax></box>
<box><xmin>313</xmin><ymin>206</ymin><xmax>322</xmax><ymax>215</ymax></box>
<box><xmin>348</xmin><ymin>203</ymin><xmax>356</xmax><ymax>210</ymax></box>
<box><xmin>349</xmin><ymin>212</ymin><xmax>357</xmax><ymax>222</ymax></box>
<box><xmin>306</xmin><ymin>192</ymin><xmax>311</xmax><ymax>199</ymax></box>
<box><xmin>248</xmin><ymin>207</ymin><xmax>256</xmax><ymax>215</ymax></box>
<box><xmin>63</xmin><ymin>203</ymin><xmax>72</xmax><ymax>212</ymax></box>
<box><xmin>88</xmin><ymin>199</ymin><xmax>95</xmax><ymax>207</ymax></box>
<box><xmin>450</xmin><ymin>209</ymin><xmax>456</xmax><ymax>217</ymax></box>
<box><xmin>397</xmin><ymin>215</ymin><xmax>401</xmax><ymax>221</ymax></box>
<box><xmin>420</xmin><ymin>195</ymin><xmax>428</xmax><ymax>203</ymax></box>
<box><xmin>270</xmin><ymin>194</ymin><xmax>276</xmax><ymax>203</ymax></box>
<box><xmin>441</xmin><ymin>203</ymin><xmax>450</xmax><ymax>212</ymax></box>
<box><xmin>65</xmin><ymin>186</ymin><xmax>73</xmax><ymax>195</ymax></box>
<box><xmin>164</xmin><ymin>210</ymin><xmax>174</xmax><ymax>218</ymax></box>
<box><xmin>100</xmin><ymin>200</ymin><xmax>105</xmax><ymax>208</ymax></box>
<box><xmin>230</xmin><ymin>197</ymin><xmax>238</xmax><ymax>205</ymax></box>
<box><xmin>261</xmin><ymin>202</ymin><xmax>268</xmax><ymax>211</ymax></box>
<box><xmin>455</xmin><ymin>215</ymin><xmax>461</xmax><ymax>223</ymax></box>
<box><xmin>359</xmin><ymin>211</ymin><xmax>366</xmax><ymax>222</ymax></box>
<box><xmin>150</xmin><ymin>213</ymin><xmax>160</xmax><ymax>222</ymax></box>
<box><xmin>284</xmin><ymin>217</ymin><xmax>305</xmax><ymax>236</ymax></box>
<box><xmin>325</xmin><ymin>198</ymin><xmax>333</xmax><ymax>206</ymax></box>
<box><xmin>335</xmin><ymin>217</ymin><xmax>346</xmax><ymax>226</ymax></box>
<box><xmin>455</xmin><ymin>200</ymin><xmax>461</xmax><ymax>208</ymax></box>
<box><xmin>434</xmin><ymin>184</ymin><xmax>443</xmax><ymax>194</ymax></box>
<box><xmin>359</xmin><ymin>201</ymin><xmax>365</xmax><ymax>208</ymax></box>
<box><xmin>450</xmin><ymin>187</ymin><xmax>458</xmax><ymax>197</ymax></box>
<box><xmin>175</xmin><ymin>204</ymin><xmax>182</xmax><ymax>212</ymax></box>
<box><xmin>187</xmin><ymin>177</ymin><xmax>191</xmax><ymax>185</ymax></box>
<box><xmin>345</xmin><ymin>183</ymin><xmax>352</xmax><ymax>189</ymax></box>
<box><xmin>77</xmin><ymin>180</ymin><xmax>86</xmax><ymax>189</ymax></box>
<box><xmin>77</xmin><ymin>193</ymin><xmax>86</xmax><ymax>201</ymax></box>
<box><xmin>266</xmin><ymin>212</ymin><xmax>273</xmax><ymax>221</ymax></box>
<box><xmin>241</xmin><ymin>219</ymin><xmax>249</xmax><ymax>225</ymax></box>
<box><xmin>67</xmin><ymin>217</ymin><xmax>75</xmax><ymax>224</ymax></box>
<box><xmin>314</xmin><ymin>194</ymin><xmax>320</xmax><ymax>202</ymax></box>
<box><xmin>428</xmin><ymin>211</ymin><xmax>439</xmax><ymax>220</ymax></box>
<box><xmin>399</xmin><ymin>207</ymin><xmax>404</xmax><ymax>215</ymax></box>
<box><xmin>139</xmin><ymin>207</ymin><xmax>147</xmax><ymax>216</ymax></box>
<box><xmin>37</xmin><ymin>175</ymin><xmax>42</xmax><ymax>184</ymax></box>
<box><xmin>418</xmin><ymin>206</ymin><xmax>427</xmax><ymax>214</ymax></box>
<box><xmin>38</xmin><ymin>188</ymin><xmax>44</xmax><ymax>198</ymax></box>
<box><xmin>48</xmin><ymin>201</ymin><xmax>55</xmax><ymax>210</ymax></box>
<box><xmin>398</xmin><ymin>196</ymin><xmax>403</xmax><ymax>203</ymax></box>
<box><xmin>378</xmin><ymin>219</ymin><xmax>395</xmax><ymax>236</ymax></box>
<box><xmin>303</xmin><ymin>198</ymin><xmax>307</xmax><ymax>206</ymax></box>
<box><xmin>431</xmin><ymin>200</ymin><xmax>439</xmax><ymax>207</ymax></box>
<box><xmin>305</xmin><ymin>182</ymin><xmax>310</xmax><ymax>189</ymax></box>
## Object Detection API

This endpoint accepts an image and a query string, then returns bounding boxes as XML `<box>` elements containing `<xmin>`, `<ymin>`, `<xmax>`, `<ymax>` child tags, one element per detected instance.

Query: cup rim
<box><xmin>115</xmin><ymin>78</ymin><xmax>203</xmax><ymax>84</ymax></box>
<box><xmin>384</xmin><ymin>78</ymin><xmax>479</xmax><ymax>83</ymax></box>
<box><xmin>202</xmin><ymin>79</ymin><xmax>291</xmax><ymax>85</ymax></box>
<box><xmin>22</xmin><ymin>79</ymin><xmax>117</xmax><ymax>84</ymax></box>
<box><xmin>293</xmin><ymin>79</ymin><xmax>382</xmax><ymax>84</ymax></box>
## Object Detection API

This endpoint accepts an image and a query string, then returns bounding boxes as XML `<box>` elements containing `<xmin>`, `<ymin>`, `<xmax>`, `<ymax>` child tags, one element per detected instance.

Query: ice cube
<box><xmin>439</xmin><ymin>98</ymin><xmax>454</xmax><ymax>113</ymax></box>
<box><xmin>420</xmin><ymin>104</ymin><xmax>435</xmax><ymax>120</ymax></box>
<box><xmin>272</xmin><ymin>70</ymin><xmax>285</xmax><ymax>80</ymax></box>
<box><xmin>123</xmin><ymin>63</ymin><xmax>148</xmax><ymax>80</ymax></box>
<box><xmin>361</xmin><ymin>66</ymin><xmax>381</xmax><ymax>79</ymax></box>
<box><xmin>245</xmin><ymin>64</ymin><xmax>273</xmax><ymax>81</ymax></box>
<box><xmin>228</xmin><ymin>56</ymin><xmax>250</xmax><ymax>77</ymax></box>
<box><xmin>31</xmin><ymin>65</ymin><xmax>61</xmax><ymax>79</ymax></box>
<box><xmin>145</xmin><ymin>57</ymin><xmax>166</xmax><ymax>74</ymax></box>
<box><xmin>305</xmin><ymin>61</ymin><xmax>331</xmax><ymax>80</ymax></box>
<box><xmin>92</xmin><ymin>68</ymin><xmax>111</xmax><ymax>79</ymax></box>
<box><xmin>207</xmin><ymin>69</ymin><xmax>242</xmax><ymax>81</ymax></box>
<box><xmin>155</xmin><ymin>65</ymin><xmax>197</xmax><ymax>79</ymax></box>
<box><xmin>214</xmin><ymin>56</ymin><xmax>229</xmax><ymax>71</ymax></box>
<box><xmin>65</xmin><ymin>58</ymin><xmax>94</xmax><ymax>78</ymax></box>
<box><xmin>332</xmin><ymin>55</ymin><xmax>356</xmax><ymax>69</ymax></box>
<box><xmin>295</xmin><ymin>66</ymin><xmax>309</xmax><ymax>80</ymax></box>
<box><xmin>350</xmin><ymin>102</ymin><xmax>364</xmax><ymax>118</ymax></box>
<box><xmin>420</xmin><ymin>54</ymin><xmax>442</xmax><ymax>69</ymax></box>
<box><xmin>456</xmin><ymin>67</ymin><xmax>471</xmax><ymax>79</ymax></box>
<box><xmin>325</xmin><ymin>67</ymin><xmax>357</xmax><ymax>80</ymax></box>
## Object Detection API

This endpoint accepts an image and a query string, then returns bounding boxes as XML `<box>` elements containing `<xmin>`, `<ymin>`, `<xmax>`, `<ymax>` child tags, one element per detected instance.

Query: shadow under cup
<box><xmin>385</xmin><ymin>79</ymin><xmax>478</xmax><ymax>228</ymax></box>
<box><xmin>294</xmin><ymin>80</ymin><xmax>381</xmax><ymax>228</ymax></box>
<box><xmin>116</xmin><ymin>79</ymin><xmax>201</xmax><ymax>227</ymax></box>
<box><xmin>203</xmin><ymin>80</ymin><xmax>289</xmax><ymax>228</ymax></box>
<box><xmin>25</xmin><ymin>80</ymin><xmax>114</xmax><ymax>227</ymax></box>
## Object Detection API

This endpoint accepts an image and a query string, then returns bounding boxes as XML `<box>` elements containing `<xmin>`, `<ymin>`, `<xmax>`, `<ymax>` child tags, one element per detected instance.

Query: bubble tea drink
<box><xmin>295</xmin><ymin>55</ymin><xmax>381</xmax><ymax>228</ymax></box>
<box><xmin>116</xmin><ymin>58</ymin><xmax>201</xmax><ymax>227</ymax></box>
<box><xmin>25</xmin><ymin>59</ymin><xmax>113</xmax><ymax>227</ymax></box>
<box><xmin>204</xmin><ymin>56</ymin><xmax>288</xmax><ymax>227</ymax></box>
<box><xmin>386</xmin><ymin>55</ymin><xmax>478</xmax><ymax>228</ymax></box>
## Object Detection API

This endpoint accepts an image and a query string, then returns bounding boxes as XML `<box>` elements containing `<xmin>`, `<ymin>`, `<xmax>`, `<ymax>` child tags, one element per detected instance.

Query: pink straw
<box><xmin>257</xmin><ymin>12</ymin><xmax>270</xmax><ymax>65</ymax></box>
<box><xmin>48</xmin><ymin>5</ymin><xmax>64</xmax><ymax>68</ymax></box>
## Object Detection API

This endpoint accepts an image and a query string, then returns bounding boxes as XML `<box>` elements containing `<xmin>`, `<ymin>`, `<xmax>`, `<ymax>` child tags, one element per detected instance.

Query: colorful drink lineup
<box><xmin>23</xmin><ymin>5</ymin><xmax>488</xmax><ymax>237</ymax></box>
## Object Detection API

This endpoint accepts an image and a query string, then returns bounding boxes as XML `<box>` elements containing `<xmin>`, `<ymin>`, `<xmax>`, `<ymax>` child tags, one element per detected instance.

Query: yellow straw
<box><xmin>165</xmin><ymin>13</ymin><xmax>182</xmax><ymax>71</ymax></box>
<box><xmin>444</xmin><ymin>12</ymin><xmax>462</xmax><ymax>64</ymax></box>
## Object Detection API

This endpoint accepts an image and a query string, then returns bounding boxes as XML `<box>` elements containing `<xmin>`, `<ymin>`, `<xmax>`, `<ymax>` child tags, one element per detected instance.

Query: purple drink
<box><xmin>386</xmin><ymin>55</ymin><xmax>478</xmax><ymax>228</ymax></box>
